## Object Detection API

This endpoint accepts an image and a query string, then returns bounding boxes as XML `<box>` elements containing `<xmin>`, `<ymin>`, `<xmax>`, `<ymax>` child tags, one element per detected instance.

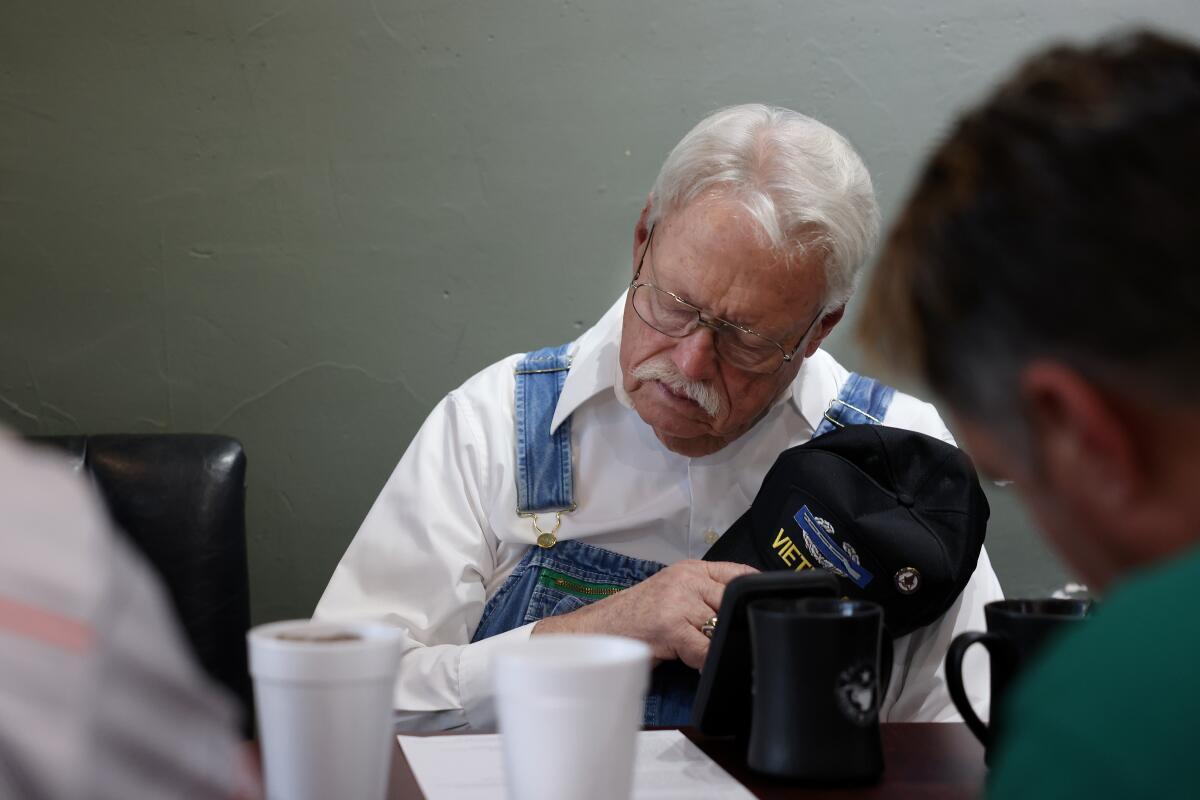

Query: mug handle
<box><xmin>946</xmin><ymin>631</ymin><xmax>1006</xmax><ymax>748</ymax></box>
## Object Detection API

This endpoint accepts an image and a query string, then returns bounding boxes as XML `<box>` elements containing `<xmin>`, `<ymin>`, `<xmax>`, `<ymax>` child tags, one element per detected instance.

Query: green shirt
<box><xmin>988</xmin><ymin>544</ymin><xmax>1200</xmax><ymax>798</ymax></box>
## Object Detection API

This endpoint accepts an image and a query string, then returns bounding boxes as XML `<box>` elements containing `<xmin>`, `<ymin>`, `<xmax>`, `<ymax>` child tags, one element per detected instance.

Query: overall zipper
<box><xmin>551</xmin><ymin>576</ymin><xmax>621</xmax><ymax>596</ymax></box>
<box><xmin>538</xmin><ymin>568</ymin><xmax>625</xmax><ymax>598</ymax></box>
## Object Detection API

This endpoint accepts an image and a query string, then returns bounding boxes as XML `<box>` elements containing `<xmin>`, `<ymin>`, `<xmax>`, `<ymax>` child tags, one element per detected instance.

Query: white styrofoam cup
<box><xmin>248</xmin><ymin>619</ymin><xmax>406</xmax><ymax>800</ymax></box>
<box><xmin>493</xmin><ymin>635</ymin><xmax>652</xmax><ymax>800</ymax></box>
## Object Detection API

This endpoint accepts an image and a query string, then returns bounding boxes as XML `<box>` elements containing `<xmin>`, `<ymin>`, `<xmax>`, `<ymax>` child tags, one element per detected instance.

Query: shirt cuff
<box><xmin>458</xmin><ymin>622</ymin><xmax>537</xmax><ymax>731</ymax></box>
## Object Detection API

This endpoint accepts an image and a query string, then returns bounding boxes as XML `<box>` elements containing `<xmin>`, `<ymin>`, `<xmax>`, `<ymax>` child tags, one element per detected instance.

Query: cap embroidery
<box><xmin>794</xmin><ymin>505</ymin><xmax>874</xmax><ymax>588</ymax></box>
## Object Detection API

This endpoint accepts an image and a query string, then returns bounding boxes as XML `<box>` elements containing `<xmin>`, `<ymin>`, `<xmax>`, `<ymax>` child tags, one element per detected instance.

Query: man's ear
<box><xmin>632</xmin><ymin>194</ymin><xmax>653</xmax><ymax>268</ymax></box>
<box><xmin>1020</xmin><ymin>361</ymin><xmax>1141</xmax><ymax>515</ymax></box>
<box><xmin>803</xmin><ymin>306</ymin><xmax>845</xmax><ymax>358</ymax></box>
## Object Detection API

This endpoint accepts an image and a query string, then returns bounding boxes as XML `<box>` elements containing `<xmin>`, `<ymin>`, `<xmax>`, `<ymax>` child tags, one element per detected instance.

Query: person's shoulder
<box><xmin>450</xmin><ymin>351</ymin><xmax>526</xmax><ymax>403</ymax></box>
<box><xmin>446</xmin><ymin>339</ymin><xmax>582</xmax><ymax>417</ymax></box>
<box><xmin>807</xmin><ymin>351</ymin><xmax>953</xmax><ymax>444</ymax></box>
<box><xmin>1102</xmin><ymin>542</ymin><xmax>1200</xmax><ymax>615</ymax></box>
<box><xmin>1051</xmin><ymin>547</ymin><xmax>1200</xmax><ymax>682</ymax></box>
<box><xmin>1006</xmin><ymin>549</ymin><xmax>1200</xmax><ymax>739</ymax></box>
<box><xmin>0</xmin><ymin>431</ymin><xmax>86</xmax><ymax>491</ymax></box>
<box><xmin>991</xmin><ymin>550</ymin><xmax>1200</xmax><ymax>797</ymax></box>
<box><xmin>0</xmin><ymin>433</ymin><xmax>115</xmax><ymax>622</ymax></box>
<box><xmin>438</xmin><ymin>346</ymin><xmax>575</xmax><ymax>444</ymax></box>
<box><xmin>0</xmin><ymin>434</ymin><xmax>111</xmax><ymax>554</ymax></box>
<box><xmin>883</xmin><ymin>391</ymin><xmax>954</xmax><ymax>445</ymax></box>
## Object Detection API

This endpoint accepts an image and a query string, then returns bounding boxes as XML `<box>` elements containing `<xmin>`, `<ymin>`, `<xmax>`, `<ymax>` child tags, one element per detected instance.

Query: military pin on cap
<box><xmin>894</xmin><ymin>566</ymin><xmax>921</xmax><ymax>594</ymax></box>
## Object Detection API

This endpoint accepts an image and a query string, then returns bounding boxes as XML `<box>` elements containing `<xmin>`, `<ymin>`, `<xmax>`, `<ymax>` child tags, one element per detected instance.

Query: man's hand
<box><xmin>531</xmin><ymin>560</ymin><xmax>757</xmax><ymax>669</ymax></box>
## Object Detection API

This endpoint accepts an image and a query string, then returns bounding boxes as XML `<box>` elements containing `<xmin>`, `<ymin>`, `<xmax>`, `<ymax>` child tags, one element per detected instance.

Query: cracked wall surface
<box><xmin>3</xmin><ymin>0</ymin><xmax>1199</xmax><ymax>621</ymax></box>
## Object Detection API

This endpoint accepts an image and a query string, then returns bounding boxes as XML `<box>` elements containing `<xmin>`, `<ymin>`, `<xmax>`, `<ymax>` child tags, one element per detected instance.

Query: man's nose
<box><xmin>672</xmin><ymin>324</ymin><xmax>720</xmax><ymax>381</ymax></box>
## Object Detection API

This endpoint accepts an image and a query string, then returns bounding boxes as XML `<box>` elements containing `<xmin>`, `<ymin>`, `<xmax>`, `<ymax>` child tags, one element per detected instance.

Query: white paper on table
<box><xmin>397</xmin><ymin>729</ymin><xmax>756</xmax><ymax>800</ymax></box>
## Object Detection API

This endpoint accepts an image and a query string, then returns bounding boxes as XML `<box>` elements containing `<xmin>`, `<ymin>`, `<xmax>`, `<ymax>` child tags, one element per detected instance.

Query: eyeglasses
<box><xmin>628</xmin><ymin>225</ymin><xmax>822</xmax><ymax>375</ymax></box>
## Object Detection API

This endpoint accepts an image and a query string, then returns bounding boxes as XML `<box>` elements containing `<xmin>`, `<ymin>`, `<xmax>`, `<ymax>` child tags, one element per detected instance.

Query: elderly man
<box><xmin>316</xmin><ymin>104</ymin><xmax>1002</xmax><ymax>730</ymax></box>
<box><xmin>857</xmin><ymin>32</ymin><xmax>1200</xmax><ymax>798</ymax></box>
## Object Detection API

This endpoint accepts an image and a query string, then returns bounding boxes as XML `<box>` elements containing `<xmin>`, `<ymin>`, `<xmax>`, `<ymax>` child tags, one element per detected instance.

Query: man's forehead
<box><xmin>657</xmin><ymin>195</ymin><xmax>762</xmax><ymax>244</ymax></box>
<box><xmin>651</xmin><ymin>205</ymin><xmax>826</xmax><ymax>331</ymax></box>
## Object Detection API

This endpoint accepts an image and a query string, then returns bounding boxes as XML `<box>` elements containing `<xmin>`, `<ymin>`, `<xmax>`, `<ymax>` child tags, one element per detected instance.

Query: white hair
<box><xmin>648</xmin><ymin>104</ymin><xmax>880</xmax><ymax>310</ymax></box>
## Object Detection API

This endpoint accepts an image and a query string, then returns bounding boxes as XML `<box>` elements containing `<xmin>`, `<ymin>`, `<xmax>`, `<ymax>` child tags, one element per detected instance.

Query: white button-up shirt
<box><xmin>315</xmin><ymin>294</ymin><xmax>1002</xmax><ymax>731</ymax></box>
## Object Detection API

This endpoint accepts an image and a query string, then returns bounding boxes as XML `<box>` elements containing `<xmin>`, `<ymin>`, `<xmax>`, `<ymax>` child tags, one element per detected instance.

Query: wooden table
<box><xmin>387</xmin><ymin>723</ymin><xmax>986</xmax><ymax>799</ymax></box>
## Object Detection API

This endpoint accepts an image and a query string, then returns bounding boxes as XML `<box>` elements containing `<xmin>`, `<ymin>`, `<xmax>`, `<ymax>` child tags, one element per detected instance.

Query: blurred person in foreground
<box><xmin>858</xmin><ymin>30</ymin><xmax>1200</xmax><ymax>799</ymax></box>
<box><xmin>316</xmin><ymin>103</ymin><xmax>1003</xmax><ymax>730</ymax></box>
<box><xmin>0</xmin><ymin>433</ymin><xmax>259</xmax><ymax>799</ymax></box>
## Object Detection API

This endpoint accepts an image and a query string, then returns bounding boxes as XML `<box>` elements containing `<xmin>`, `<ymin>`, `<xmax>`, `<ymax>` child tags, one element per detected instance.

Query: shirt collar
<box><xmin>549</xmin><ymin>293</ymin><xmax>628</xmax><ymax>433</ymax></box>
<box><xmin>549</xmin><ymin>291</ymin><xmax>840</xmax><ymax>435</ymax></box>
<box><xmin>790</xmin><ymin>348</ymin><xmax>839</xmax><ymax>432</ymax></box>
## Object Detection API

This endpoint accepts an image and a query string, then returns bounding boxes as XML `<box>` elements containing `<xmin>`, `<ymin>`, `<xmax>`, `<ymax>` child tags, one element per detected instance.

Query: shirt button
<box><xmin>703</xmin><ymin>529</ymin><xmax>720</xmax><ymax>545</ymax></box>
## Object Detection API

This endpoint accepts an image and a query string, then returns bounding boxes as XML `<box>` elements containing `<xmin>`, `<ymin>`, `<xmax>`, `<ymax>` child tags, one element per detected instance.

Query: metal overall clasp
<box><xmin>823</xmin><ymin>397</ymin><xmax>884</xmax><ymax>429</ymax></box>
<box><xmin>517</xmin><ymin>503</ymin><xmax>578</xmax><ymax>549</ymax></box>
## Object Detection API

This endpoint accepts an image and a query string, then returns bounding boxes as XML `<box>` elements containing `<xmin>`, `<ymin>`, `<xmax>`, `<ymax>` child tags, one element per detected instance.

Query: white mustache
<box><xmin>632</xmin><ymin>358</ymin><xmax>725</xmax><ymax>419</ymax></box>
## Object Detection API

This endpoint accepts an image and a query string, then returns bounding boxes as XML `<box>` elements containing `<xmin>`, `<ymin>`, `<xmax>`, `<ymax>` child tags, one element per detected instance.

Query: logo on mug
<box><xmin>835</xmin><ymin>661</ymin><xmax>878</xmax><ymax>726</ymax></box>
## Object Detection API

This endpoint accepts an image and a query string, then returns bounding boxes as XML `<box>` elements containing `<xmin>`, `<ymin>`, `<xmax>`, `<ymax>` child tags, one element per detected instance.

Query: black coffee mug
<box><xmin>746</xmin><ymin>597</ymin><xmax>884</xmax><ymax>784</ymax></box>
<box><xmin>946</xmin><ymin>598</ymin><xmax>1093</xmax><ymax>759</ymax></box>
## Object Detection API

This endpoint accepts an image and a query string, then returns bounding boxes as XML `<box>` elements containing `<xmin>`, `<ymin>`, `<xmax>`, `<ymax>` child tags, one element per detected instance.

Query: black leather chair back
<box><xmin>29</xmin><ymin>434</ymin><xmax>253</xmax><ymax>732</ymax></box>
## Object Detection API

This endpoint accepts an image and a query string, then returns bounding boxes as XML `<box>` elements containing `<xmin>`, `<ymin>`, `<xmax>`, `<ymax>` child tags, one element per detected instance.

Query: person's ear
<box><xmin>802</xmin><ymin>306</ymin><xmax>845</xmax><ymax>358</ymax></box>
<box><xmin>1020</xmin><ymin>361</ymin><xmax>1141</xmax><ymax>516</ymax></box>
<box><xmin>632</xmin><ymin>194</ymin><xmax>653</xmax><ymax>268</ymax></box>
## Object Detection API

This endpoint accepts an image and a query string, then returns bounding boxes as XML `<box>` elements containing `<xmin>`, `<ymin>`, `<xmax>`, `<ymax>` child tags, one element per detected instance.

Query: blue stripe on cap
<box><xmin>795</xmin><ymin>505</ymin><xmax>874</xmax><ymax>588</ymax></box>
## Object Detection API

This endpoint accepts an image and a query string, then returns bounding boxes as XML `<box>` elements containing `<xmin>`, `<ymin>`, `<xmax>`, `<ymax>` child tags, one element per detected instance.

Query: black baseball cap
<box><xmin>704</xmin><ymin>424</ymin><xmax>989</xmax><ymax>638</ymax></box>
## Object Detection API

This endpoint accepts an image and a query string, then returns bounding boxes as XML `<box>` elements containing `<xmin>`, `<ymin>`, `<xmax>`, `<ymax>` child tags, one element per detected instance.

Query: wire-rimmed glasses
<box><xmin>629</xmin><ymin>226</ymin><xmax>821</xmax><ymax>375</ymax></box>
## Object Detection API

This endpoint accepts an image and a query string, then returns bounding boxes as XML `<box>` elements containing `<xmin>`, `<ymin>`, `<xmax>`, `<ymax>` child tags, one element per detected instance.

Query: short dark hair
<box><xmin>859</xmin><ymin>31</ymin><xmax>1200</xmax><ymax>423</ymax></box>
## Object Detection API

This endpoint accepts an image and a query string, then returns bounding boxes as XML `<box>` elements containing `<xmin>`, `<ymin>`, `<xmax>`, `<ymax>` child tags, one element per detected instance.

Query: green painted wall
<box><xmin>4</xmin><ymin>1</ymin><xmax>1198</xmax><ymax>621</ymax></box>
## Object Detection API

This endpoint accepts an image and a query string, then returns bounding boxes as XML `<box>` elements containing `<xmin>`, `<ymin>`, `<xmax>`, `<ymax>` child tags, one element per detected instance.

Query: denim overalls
<box><xmin>470</xmin><ymin>343</ymin><xmax>896</xmax><ymax>725</ymax></box>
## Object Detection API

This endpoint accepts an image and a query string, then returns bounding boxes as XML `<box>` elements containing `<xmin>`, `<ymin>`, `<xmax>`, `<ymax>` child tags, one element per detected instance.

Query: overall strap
<box><xmin>514</xmin><ymin>343</ymin><xmax>575</xmax><ymax>543</ymax></box>
<box><xmin>812</xmin><ymin>372</ymin><xmax>897</xmax><ymax>438</ymax></box>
